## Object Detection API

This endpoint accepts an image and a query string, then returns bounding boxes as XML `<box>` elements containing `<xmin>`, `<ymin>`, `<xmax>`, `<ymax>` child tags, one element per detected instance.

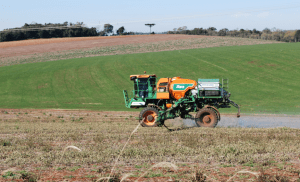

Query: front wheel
<box><xmin>195</xmin><ymin>108</ymin><xmax>218</xmax><ymax>128</ymax></box>
<box><xmin>139</xmin><ymin>107</ymin><xmax>159</xmax><ymax>127</ymax></box>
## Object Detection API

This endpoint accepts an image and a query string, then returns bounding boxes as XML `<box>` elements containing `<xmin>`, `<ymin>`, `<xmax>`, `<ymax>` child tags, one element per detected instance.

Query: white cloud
<box><xmin>231</xmin><ymin>12</ymin><xmax>252</xmax><ymax>18</ymax></box>
<box><xmin>257</xmin><ymin>12</ymin><xmax>270</xmax><ymax>18</ymax></box>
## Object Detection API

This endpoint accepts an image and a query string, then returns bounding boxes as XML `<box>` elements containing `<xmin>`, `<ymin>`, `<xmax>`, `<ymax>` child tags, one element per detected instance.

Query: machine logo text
<box><xmin>176</xmin><ymin>85</ymin><xmax>184</xmax><ymax>89</ymax></box>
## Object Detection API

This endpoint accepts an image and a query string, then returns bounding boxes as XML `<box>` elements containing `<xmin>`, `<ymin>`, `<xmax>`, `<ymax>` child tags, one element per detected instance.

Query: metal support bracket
<box><xmin>228</xmin><ymin>99</ymin><xmax>240</xmax><ymax>118</ymax></box>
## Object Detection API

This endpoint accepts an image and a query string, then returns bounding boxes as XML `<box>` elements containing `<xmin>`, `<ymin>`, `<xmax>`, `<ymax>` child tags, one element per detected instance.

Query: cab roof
<box><xmin>130</xmin><ymin>74</ymin><xmax>156</xmax><ymax>80</ymax></box>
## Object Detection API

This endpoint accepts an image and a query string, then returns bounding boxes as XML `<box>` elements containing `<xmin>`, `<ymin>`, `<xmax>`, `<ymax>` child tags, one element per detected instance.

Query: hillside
<box><xmin>0</xmin><ymin>43</ymin><xmax>299</xmax><ymax>114</ymax></box>
<box><xmin>0</xmin><ymin>35</ymin><xmax>279</xmax><ymax>67</ymax></box>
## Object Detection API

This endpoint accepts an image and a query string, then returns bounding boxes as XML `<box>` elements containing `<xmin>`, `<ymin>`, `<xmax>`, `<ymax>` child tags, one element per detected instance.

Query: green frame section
<box><xmin>123</xmin><ymin>76</ymin><xmax>159</xmax><ymax>108</ymax></box>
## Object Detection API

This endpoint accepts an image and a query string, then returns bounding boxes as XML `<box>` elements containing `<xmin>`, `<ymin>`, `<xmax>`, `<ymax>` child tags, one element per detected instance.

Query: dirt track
<box><xmin>181</xmin><ymin>115</ymin><xmax>300</xmax><ymax>128</ymax></box>
<box><xmin>1</xmin><ymin>108</ymin><xmax>299</xmax><ymax>128</ymax></box>
<box><xmin>0</xmin><ymin>34</ymin><xmax>204</xmax><ymax>58</ymax></box>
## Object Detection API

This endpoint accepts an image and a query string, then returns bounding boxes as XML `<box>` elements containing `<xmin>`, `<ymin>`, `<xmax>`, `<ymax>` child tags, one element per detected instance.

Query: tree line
<box><xmin>168</xmin><ymin>26</ymin><xmax>300</xmax><ymax>42</ymax></box>
<box><xmin>2</xmin><ymin>22</ymin><xmax>299</xmax><ymax>43</ymax></box>
<box><xmin>100</xmin><ymin>24</ymin><xmax>135</xmax><ymax>36</ymax></box>
<box><xmin>0</xmin><ymin>22</ymin><xmax>136</xmax><ymax>42</ymax></box>
<box><xmin>0</xmin><ymin>22</ymin><xmax>99</xmax><ymax>42</ymax></box>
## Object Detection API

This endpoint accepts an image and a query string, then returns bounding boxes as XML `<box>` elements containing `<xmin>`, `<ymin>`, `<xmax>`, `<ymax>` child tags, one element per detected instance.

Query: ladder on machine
<box><xmin>222</xmin><ymin>78</ymin><xmax>229</xmax><ymax>90</ymax></box>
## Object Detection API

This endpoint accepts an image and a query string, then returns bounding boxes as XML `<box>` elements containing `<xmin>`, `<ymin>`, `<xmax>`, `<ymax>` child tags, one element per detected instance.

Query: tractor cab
<box><xmin>129</xmin><ymin>74</ymin><xmax>157</xmax><ymax>99</ymax></box>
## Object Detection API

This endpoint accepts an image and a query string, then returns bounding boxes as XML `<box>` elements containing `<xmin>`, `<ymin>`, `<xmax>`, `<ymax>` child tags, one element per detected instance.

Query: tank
<box><xmin>169</xmin><ymin>77</ymin><xmax>197</xmax><ymax>100</ymax></box>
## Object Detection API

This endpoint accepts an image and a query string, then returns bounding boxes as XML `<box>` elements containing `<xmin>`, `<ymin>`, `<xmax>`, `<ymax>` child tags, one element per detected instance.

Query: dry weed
<box><xmin>191</xmin><ymin>170</ymin><xmax>207</xmax><ymax>182</ymax></box>
<box><xmin>135</xmin><ymin>162</ymin><xmax>178</xmax><ymax>181</ymax></box>
<box><xmin>106</xmin><ymin>121</ymin><xmax>141</xmax><ymax>182</ymax></box>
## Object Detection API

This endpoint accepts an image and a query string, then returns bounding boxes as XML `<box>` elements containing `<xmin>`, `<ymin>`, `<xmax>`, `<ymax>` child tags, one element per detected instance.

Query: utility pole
<box><xmin>145</xmin><ymin>24</ymin><xmax>155</xmax><ymax>34</ymax></box>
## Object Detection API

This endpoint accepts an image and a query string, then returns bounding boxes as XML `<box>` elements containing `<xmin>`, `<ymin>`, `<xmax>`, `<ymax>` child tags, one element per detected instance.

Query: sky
<box><xmin>1</xmin><ymin>0</ymin><xmax>300</xmax><ymax>33</ymax></box>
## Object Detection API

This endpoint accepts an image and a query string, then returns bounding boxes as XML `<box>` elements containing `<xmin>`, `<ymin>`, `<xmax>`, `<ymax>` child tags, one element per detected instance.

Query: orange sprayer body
<box><xmin>169</xmin><ymin>77</ymin><xmax>197</xmax><ymax>100</ymax></box>
<box><xmin>156</xmin><ymin>77</ymin><xmax>197</xmax><ymax>100</ymax></box>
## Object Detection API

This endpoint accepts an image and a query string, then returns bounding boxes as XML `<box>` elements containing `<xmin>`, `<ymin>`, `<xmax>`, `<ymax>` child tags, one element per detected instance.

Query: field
<box><xmin>0</xmin><ymin>42</ymin><xmax>299</xmax><ymax>114</ymax></box>
<box><xmin>0</xmin><ymin>35</ymin><xmax>208</xmax><ymax>49</ymax></box>
<box><xmin>1</xmin><ymin>109</ymin><xmax>300</xmax><ymax>181</ymax></box>
<box><xmin>1</xmin><ymin>35</ymin><xmax>300</xmax><ymax>181</ymax></box>
<box><xmin>0</xmin><ymin>35</ymin><xmax>279</xmax><ymax>67</ymax></box>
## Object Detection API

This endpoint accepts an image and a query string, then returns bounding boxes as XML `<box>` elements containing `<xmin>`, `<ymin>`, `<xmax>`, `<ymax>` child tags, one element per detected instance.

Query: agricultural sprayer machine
<box><xmin>123</xmin><ymin>73</ymin><xmax>240</xmax><ymax>127</ymax></box>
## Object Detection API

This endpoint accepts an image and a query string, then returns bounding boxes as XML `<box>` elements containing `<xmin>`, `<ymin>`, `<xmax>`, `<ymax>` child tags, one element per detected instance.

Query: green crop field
<box><xmin>0</xmin><ymin>43</ymin><xmax>299</xmax><ymax>114</ymax></box>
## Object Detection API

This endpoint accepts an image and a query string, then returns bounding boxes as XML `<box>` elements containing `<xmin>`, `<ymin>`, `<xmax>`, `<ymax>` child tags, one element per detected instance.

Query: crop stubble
<box><xmin>0</xmin><ymin>109</ymin><xmax>300</xmax><ymax>181</ymax></box>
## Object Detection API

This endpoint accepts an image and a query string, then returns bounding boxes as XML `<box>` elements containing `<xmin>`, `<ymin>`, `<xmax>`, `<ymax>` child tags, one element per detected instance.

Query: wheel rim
<box><xmin>142</xmin><ymin>110</ymin><xmax>157</xmax><ymax>126</ymax></box>
<box><xmin>199</xmin><ymin>112</ymin><xmax>214</xmax><ymax>125</ymax></box>
<box><xmin>202</xmin><ymin>115</ymin><xmax>212</xmax><ymax>123</ymax></box>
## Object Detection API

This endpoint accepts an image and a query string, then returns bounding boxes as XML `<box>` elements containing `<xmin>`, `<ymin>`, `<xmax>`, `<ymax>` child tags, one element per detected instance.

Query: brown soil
<box><xmin>0</xmin><ymin>34</ymin><xmax>206</xmax><ymax>58</ymax></box>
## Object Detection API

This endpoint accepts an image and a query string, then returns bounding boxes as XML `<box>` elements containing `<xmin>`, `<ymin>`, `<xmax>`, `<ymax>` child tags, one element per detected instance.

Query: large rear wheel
<box><xmin>139</xmin><ymin>107</ymin><xmax>159</xmax><ymax>127</ymax></box>
<box><xmin>195</xmin><ymin>108</ymin><xmax>218</xmax><ymax>128</ymax></box>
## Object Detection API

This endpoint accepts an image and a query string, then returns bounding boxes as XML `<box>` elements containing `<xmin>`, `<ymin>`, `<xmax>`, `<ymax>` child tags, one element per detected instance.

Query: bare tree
<box><xmin>173</xmin><ymin>28</ymin><xmax>177</xmax><ymax>33</ymax></box>
<box><xmin>177</xmin><ymin>27</ymin><xmax>183</xmax><ymax>33</ymax></box>
<box><xmin>182</xmin><ymin>26</ymin><xmax>187</xmax><ymax>34</ymax></box>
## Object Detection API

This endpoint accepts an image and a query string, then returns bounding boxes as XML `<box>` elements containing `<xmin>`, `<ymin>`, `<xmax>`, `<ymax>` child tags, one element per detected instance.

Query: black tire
<box><xmin>139</xmin><ymin>107</ymin><xmax>159</xmax><ymax>127</ymax></box>
<box><xmin>195</xmin><ymin>108</ymin><xmax>218</xmax><ymax>128</ymax></box>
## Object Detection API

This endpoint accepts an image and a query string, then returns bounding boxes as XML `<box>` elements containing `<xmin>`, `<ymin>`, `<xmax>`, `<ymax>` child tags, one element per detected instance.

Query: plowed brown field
<box><xmin>0</xmin><ymin>35</ymin><xmax>280</xmax><ymax>67</ymax></box>
<box><xmin>0</xmin><ymin>34</ymin><xmax>204</xmax><ymax>58</ymax></box>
